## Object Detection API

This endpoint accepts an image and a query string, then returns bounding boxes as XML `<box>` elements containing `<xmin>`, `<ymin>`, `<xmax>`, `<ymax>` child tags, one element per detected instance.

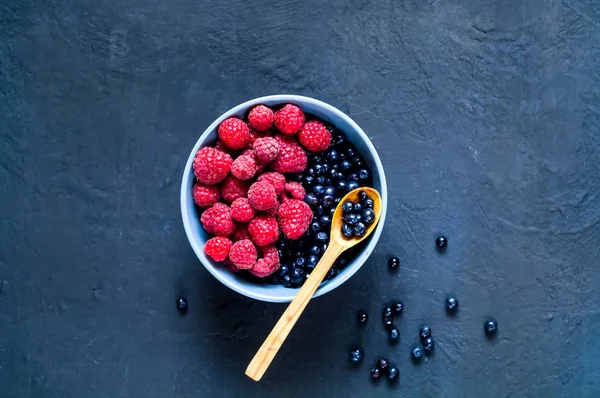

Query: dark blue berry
<box><xmin>279</xmin><ymin>265</ymin><xmax>290</xmax><ymax>277</ymax></box>
<box><xmin>322</xmin><ymin>195</ymin><xmax>334</xmax><ymax>208</ymax></box>
<box><xmin>358</xmin><ymin>168</ymin><xmax>369</xmax><ymax>180</ymax></box>
<box><xmin>388</xmin><ymin>366</ymin><xmax>399</xmax><ymax>381</ymax></box>
<box><xmin>341</xmin><ymin>223</ymin><xmax>353</xmax><ymax>238</ymax></box>
<box><xmin>347</xmin><ymin>181</ymin><xmax>359</xmax><ymax>191</ymax></box>
<box><xmin>334</xmin><ymin>133</ymin><xmax>346</xmax><ymax>146</ymax></box>
<box><xmin>411</xmin><ymin>346</ymin><xmax>423</xmax><ymax>361</ymax></box>
<box><xmin>316</xmin><ymin>232</ymin><xmax>328</xmax><ymax>242</ymax></box>
<box><xmin>315</xmin><ymin>205</ymin><xmax>325</xmax><ymax>216</ymax></box>
<box><xmin>348</xmin><ymin>173</ymin><xmax>359</xmax><ymax>182</ymax></box>
<box><xmin>423</xmin><ymin>336</ymin><xmax>435</xmax><ymax>353</ymax></box>
<box><xmin>353</xmin><ymin>222</ymin><xmax>366</xmax><ymax>237</ymax></box>
<box><xmin>303</xmin><ymin>175</ymin><xmax>314</xmax><ymax>186</ymax></box>
<box><xmin>383</xmin><ymin>316</ymin><xmax>393</xmax><ymax>328</ymax></box>
<box><xmin>323</xmin><ymin>178</ymin><xmax>332</xmax><ymax>186</ymax></box>
<box><xmin>342</xmin><ymin>201</ymin><xmax>354</xmax><ymax>213</ymax></box>
<box><xmin>389</xmin><ymin>327</ymin><xmax>400</xmax><ymax>341</ymax></box>
<box><xmin>364</xmin><ymin>198</ymin><xmax>374</xmax><ymax>208</ymax></box>
<box><xmin>419</xmin><ymin>325</ymin><xmax>432</xmax><ymax>341</ymax></box>
<box><xmin>316</xmin><ymin>176</ymin><xmax>326</xmax><ymax>185</ymax></box>
<box><xmin>291</xmin><ymin>268</ymin><xmax>305</xmax><ymax>284</ymax></box>
<box><xmin>340</xmin><ymin>160</ymin><xmax>352</xmax><ymax>171</ymax></box>
<box><xmin>376</xmin><ymin>358</ymin><xmax>389</xmax><ymax>371</ymax></box>
<box><xmin>282</xmin><ymin>274</ymin><xmax>292</xmax><ymax>287</ymax></box>
<box><xmin>392</xmin><ymin>301</ymin><xmax>403</xmax><ymax>315</ymax></box>
<box><xmin>176</xmin><ymin>298</ymin><xmax>188</xmax><ymax>313</ymax></box>
<box><xmin>320</xmin><ymin>215</ymin><xmax>332</xmax><ymax>226</ymax></box>
<box><xmin>346</xmin><ymin>148</ymin><xmax>356</xmax><ymax>158</ymax></box>
<box><xmin>307</xmin><ymin>255</ymin><xmax>318</xmax><ymax>268</ymax></box>
<box><xmin>358</xmin><ymin>311</ymin><xmax>368</xmax><ymax>324</ymax></box>
<box><xmin>352</xmin><ymin>157</ymin><xmax>363</xmax><ymax>168</ymax></box>
<box><xmin>278</xmin><ymin>249</ymin><xmax>284</xmax><ymax>259</ymax></box>
<box><xmin>358</xmin><ymin>191</ymin><xmax>368</xmax><ymax>201</ymax></box>
<box><xmin>435</xmin><ymin>236</ymin><xmax>448</xmax><ymax>249</ymax></box>
<box><xmin>305</xmin><ymin>193</ymin><xmax>319</xmax><ymax>206</ymax></box>
<box><xmin>445</xmin><ymin>295</ymin><xmax>459</xmax><ymax>313</ymax></box>
<box><xmin>314</xmin><ymin>163</ymin><xmax>325</xmax><ymax>175</ymax></box>
<box><xmin>326</xmin><ymin>268</ymin><xmax>337</xmax><ymax>280</ymax></box>
<box><xmin>321</xmin><ymin>243</ymin><xmax>328</xmax><ymax>253</ymax></box>
<box><xmin>306</xmin><ymin>167</ymin><xmax>315</xmax><ymax>176</ymax></box>
<box><xmin>370</xmin><ymin>368</ymin><xmax>381</xmax><ymax>380</ymax></box>
<box><xmin>313</xmin><ymin>185</ymin><xmax>325</xmax><ymax>195</ymax></box>
<box><xmin>388</xmin><ymin>257</ymin><xmax>400</xmax><ymax>269</ymax></box>
<box><xmin>362</xmin><ymin>208</ymin><xmax>375</xmax><ymax>224</ymax></box>
<box><xmin>383</xmin><ymin>306</ymin><xmax>393</xmax><ymax>318</ymax></box>
<box><xmin>328</xmin><ymin>168</ymin><xmax>339</xmax><ymax>179</ymax></box>
<box><xmin>324</xmin><ymin>186</ymin><xmax>336</xmax><ymax>197</ymax></box>
<box><xmin>310</xmin><ymin>245</ymin><xmax>321</xmax><ymax>255</ymax></box>
<box><xmin>484</xmin><ymin>319</ymin><xmax>498</xmax><ymax>336</ymax></box>
<box><xmin>353</xmin><ymin>202</ymin><xmax>363</xmax><ymax>212</ymax></box>
<box><xmin>310</xmin><ymin>221</ymin><xmax>321</xmax><ymax>233</ymax></box>
<box><xmin>327</xmin><ymin>149</ymin><xmax>340</xmax><ymax>163</ymax></box>
<box><xmin>350</xmin><ymin>347</ymin><xmax>364</xmax><ymax>363</ymax></box>
<box><xmin>329</xmin><ymin>207</ymin><xmax>336</xmax><ymax>216</ymax></box>
<box><xmin>295</xmin><ymin>257</ymin><xmax>306</xmax><ymax>268</ymax></box>
<box><xmin>336</xmin><ymin>180</ymin><xmax>347</xmax><ymax>192</ymax></box>
<box><xmin>344</xmin><ymin>213</ymin><xmax>358</xmax><ymax>225</ymax></box>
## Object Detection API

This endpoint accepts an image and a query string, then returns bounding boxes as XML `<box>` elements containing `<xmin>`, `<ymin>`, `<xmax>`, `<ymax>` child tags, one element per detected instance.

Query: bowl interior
<box><xmin>181</xmin><ymin>95</ymin><xmax>387</xmax><ymax>302</ymax></box>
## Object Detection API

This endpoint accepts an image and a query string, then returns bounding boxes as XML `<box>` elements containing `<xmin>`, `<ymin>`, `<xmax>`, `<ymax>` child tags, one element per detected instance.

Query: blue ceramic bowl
<box><xmin>181</xmin><ymin>95</ymin><xmax>387</xmax><ymax>302</ymax></box>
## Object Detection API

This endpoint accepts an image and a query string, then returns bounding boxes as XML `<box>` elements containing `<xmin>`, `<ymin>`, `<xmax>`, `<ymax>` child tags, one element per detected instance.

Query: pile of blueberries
<box><xmin>340</xmin><ymin>191</ymin><xmax>376</xmax><ymax>238</ymax></box>
<box><xmin>268</xmin><ymin>122</ymin><xmax>373</xmax><ymax>287</ymax></box>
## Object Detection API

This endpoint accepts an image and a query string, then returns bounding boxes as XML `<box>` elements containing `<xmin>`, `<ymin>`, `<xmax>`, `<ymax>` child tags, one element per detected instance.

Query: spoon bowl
<box><xmin>330</xmin><ymin>187</ymin><xmax>382</xmax><ymax>250</ymax></box>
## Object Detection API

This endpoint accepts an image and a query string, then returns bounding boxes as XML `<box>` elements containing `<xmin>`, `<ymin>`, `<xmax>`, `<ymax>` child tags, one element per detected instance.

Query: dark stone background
<box><xmin>1</xmin><ymin>0</ymin><xmax>600</xmax><ymax>396</ymax></box>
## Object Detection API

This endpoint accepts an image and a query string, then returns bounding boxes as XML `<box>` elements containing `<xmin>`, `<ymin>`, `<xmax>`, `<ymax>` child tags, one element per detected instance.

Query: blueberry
<box><xmin>419</xmin><ymin>325</ymin><xmax>432</xmax><ymax>341</ymax></box>
<box><xmin>377</xmin><ymin>358</ymin><xmax>389</xmax><ymax>371</ymax></box>
<box><xmin>324</xmin><ymin>186</ymin><xmax>336</xmax><ymax>197</ymax></box>
<box><xmin>383</xmin><ymin>315</ymin><xmax>393</xmax><ymax>328</ymax></box>
<box><xmin>370</xmin><ymin>367</ymin><xmax>381</xmax><ymax>380</ymax></box>
<box><xmin>435</xmin><ymin>236</ymin><xmax>448</xmax><ymax>249</ymax></box>
<box><xmin>358</xmin><ymin>168</ymin><xmax>369</xmax><ymax>180</ymax></box>
<box><xmin>334</xmin><ymin>197</ymin><xmax>341</xmax><ymax>204</ymax></box>
<box><xmin>346</xmin><ymin>148</ymin><xmax>356</xmax><ymax>158</ymax></box>
<box><xmin>383</xmin><ymin>306</ymin><xmax>393</xmax><ymax>318</ymax></box>
<box><xmin>310</xmin><ymin>221</ymin><xmax>321</xmax><ymax>233</ymax></box>
<box><xmin>392</xmin><ymin>301</ymin><xmax>404</xmax><ymax>315</ymax></box>
<box><xmin>278</xmin><ymin>249</ymin><xmax>284</xmax><ymax>259</ymax></box>
<box><xmin>305</xmin><ymin>193</ymin><xmax>319</xmax><ymax>206</ymax></box>
<box><xmin>334</xmin><ymin>133</ymin><xmax>346</xmax><ymax>146</ymax></box>
<box><xmin>323</xmin><ymin>178</ymin><xmax>332</xmax><ymax>186</ymax></box>
<box><xmin>316</xmin><ymin>176</ymin><xmax>326</xmax><ymax>185</ymax></box>
<box><xmin>303</xmin><ymin>175</ymin><xmax>314</xmax><ymax>186</ymax></box>
<box><xmin>327</xmin><ymin>150</ymin><xmax>340</xmax><ymax>163</ymax></box>
<box><xmin>306</xmin><ymin>167</ymin><xmax>315</xmax><ymax>176</ymax></box>
<box><xmin>313</xmin><ymin>185</ymin><xmax>325</xmax><ymax>195</ymax></box>
<box><xmin>353</xmin><ymin>222</ymin><xmax>366</xmax><ymax>237</ymax></box>
<box><xmin>352</xmin><ymin>157</ymin><xmax>364</xmax><ymax>168</ymax></box>
<box><xmin>307</xmin><ymin>255</ymin><xmax>318</xmax><ymax>268</ymax></box>
<box><xmin>389</xmin><ymin>327</ymin><xmax>400</xmax><ymax>342</ymax></box>
<box><xmin>316</xmin><ymin>231</ymin><xmax>328</xmax><ymax>242</ymax></box>
<box><xmin>348</xmin><ymin>173</ymin><xmax>359</xmax><ymax>182</ymax></box>
<box><xmin>310</xmin><ymin>245</ymin><xmax>321</xmax><ymax>255</ymax></box>
<box><xmin>282</xmin><ymin>274</ymin><xmax>292</xmax><ymax>287</ymax></box>
<box><xmin>322</xmin><ymin>195</ymin><xmax>334</xmax><ymax>208</ymax></box>
<box><xmin>321</xmin><ymin>243</ymin><xmax>329</xmax><ymax>253</ymax></box>
<box><xmin>276</xmin><ymin>239</ymin><xmax>288</xmax><ymax>250</ymax></box>
<box><xmin>358</xmin><ymin>191</ymin><xmax>368</xmax><ymax>201</ymax></box>
<box><xmin>312</xmin><ymin>155</ymin><xmax>324</xmax><ymax>164</ymax></box>
<box><xmin>388</xmin><ymin>366</ymin><xmax>399</xmax><ymax>381</ymax></box>
<box><xmin>176</xmin><ymin>297</ymin><xmax>188</xmax><ymax>313</ymax></box>
<box><xmin>326</xmin><ymin>267</ymin><xmax>337</xmax><ymax>280</ymax></box>
<box><xmin>341</xmin><ymin>223</ymin><xmax>353</xmax><ymax>238</ymax></box>
<box><xmin>350</xmin><ymin>347</ymin><xmax>364</xmax><ymax>363</ymax></box>
<box><xmin>445</xmin><ymin>295</ymin><xmax>459</xmax><ymax>314</ymax></box>
<box><xmin>347</xmin><ymin>181</ymin><xmax>359</xmax><ymax>191</ymax></box>
<box><xmin>315</xmin><ymin>205</ymin><xmax>325</xmax><ymax>216</ymax></box>
<box><xmin>388</xmin><ymin>257</ymin><xmax>400</xmax><ymax>270</ymax></box>
<box><xmin>329</xmin><ymin>207</ymin><xmax>336</xmax><ymax>216</ymax></box>
<box><xmin>353</xmin><ymin>202</ymin><xmax>363</xmax><ymax>212</ymax></box>
<box><xmin>291</xmin><ymin>268</ymin><xmax>305</xmax><ymax>284</ymax></box>
<box><xmin>342</xmin><ymin>201</ymin><xmax>354</xmax><ymax>213</ymax></box>
<box><xmin>314</xmin><ymin>164</ymin><xmax>325</xmax><ymax>175</ymax></box>
<box><xmin>328</xmin><ymin>168</ymin><xmax>339</xmax><ymax>179</ymax></box>
<box><xmin>411</xmin><ymin>346</ymin><xmax>423</xmax><ymax>361</ymax></box>
<box><xmin>336</xmin><ymin>180</ymin><xmax>347</xmax><ymax>192</ymax></box>
<box><xmin>362</xmin><ymin>208</ymin><xmax>375</xmax><ymax>224</ymax></box>
<box><xmin>295</xmin><ymin>257</ymin><xmax>306</xmax><ymax>268</ymax></box>
<box><xmin>344</xmin><ymin>213</ymin><xmax>358</xmax><ymax>225</ymax></box>
<box><xmin>320</xmin><ymin>215</ymin><xmax>332</xmax><ymax>226</ymax></box>
<box><xmin>358</xmin><ymin>311</ymin><xmax>369</xmax><ymax>324</ymax></box>
<box><xmin>422</xmin><ymin>336</ymin><xmax>435</xmax><ymax>353</ymax></box>
<box><xmin>340</xmin><ymin>160</ymin><xmax>352</xmax><ymax>171</ymax></box>
<box><xmin>364</xmin><ymin>198</ymin><xmax>374</xmax><ymax>208</ymax></box>
<box><xmin>279</xmin><ymin>265</ymin><xmax>290</xmax><ymax>277</ymax></box>
<box><xmin>484</xmin><ymin>319</ymin><xmax>498</xmax><ymax>336</ymax></box>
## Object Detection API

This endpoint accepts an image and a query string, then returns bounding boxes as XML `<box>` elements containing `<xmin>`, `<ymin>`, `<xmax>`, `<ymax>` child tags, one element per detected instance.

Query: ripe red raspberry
<box><xmin>257</xmin><ymin>172</ymin><xmax>285</xmax><ymax>194</ymax></box>
<box><xmin>278</xmin><ymin>199</ymin><xmax>313</xmax><ymax>240</ymax></box>
<box><xmin>233</xmin><ymin>224</ymin><xmax>250</xmax><ymax>241</ymax></box>
<box><xmin>200</xmin><ymin>202</ymin><xmax>235</xmax><ymax>236</ymax></box>
<box><xmin>218</xmin><ymin>117</ymin><xmax>250</xmax><ymax>149</ymax></box>
<box><xmin>248</xmin><ymin>215</ymin><xmax>279</xmax><ymax>246</ymax></box>
<box><xmin>250</xmin><ymin>246</ymin><xmax>281</xmax><ymax>278</ymax></box>
<box><xmin>214</xmin><ymin>141</ymin><xmax>238</xmax><ymax>157</ymax></box>
<box><xmin>224</xmin><ymin>259</ymin><xmax>240</xmax><ymax>273</ymax></box>
<box><xmin>193</xmin><ymin>147</ymin><xmax>232</xmax><ymax>185</ymax></box>
<box><xmin>231</xmin><ymin>152</ymin><xmax>259</xmax><ymax>180</ymax></box>
<box><xmin>220</xmin><ymin>175</ymin><xmax>248</xmax><ymax>203</ymax></box>
<box><xmin>192</xmin><ymin>183</ymin><xmax>221</xmax><ymax>208</ymax></box>
<box><xmin>230</xmin><ymin>197</ymin><xmax>255</xmax><ymax>222</ymax></box>
<box><xmin>272</xmin><ymin>135</ymin><xmax>308</xmax><ymax>173</ymax></box>
<box><xmin>298</xmin><ymin>120</ymin><xmax>331</xmax><ymax>152</ymax></box>
<box><xmin>248</xmin><ymin>105</ymin><xmax>275</xmax><ymax>131</ymax></box>
<box><xmin>284</xmin><ymin>181</ymin><xmax>306</xmax><ymax>200</ymax></box>
<box><xmin>264</xmin><ymin>200</ymin><xmax>280</xmax><ymax>217</ymax></box>
<box><xmin>253</xmin><ymin>137</ymin><xmax>279</xmax><ymax>164</ymax></box>
<box><xmin>247</xmin><ymin>181</ymin><xmax>277</xmax><ymax>211</ymax></box>
<box><xmin>228</xmin><ymin>239</ymin><xmax>257</xmax><ymax>269</ymax></box>
<box><xmin>203</xmin><ymin>236</ymin><xmax>232</xmax><ymax>262</ymax></box>
<box><xmin>274</xmin><ymin>104</ymin><xmax>305</xmax><ymax>135</ymax></box>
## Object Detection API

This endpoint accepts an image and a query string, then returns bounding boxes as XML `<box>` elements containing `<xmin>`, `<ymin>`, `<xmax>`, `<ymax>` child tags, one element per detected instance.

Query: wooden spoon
<box><xmin>245</xmin><ymin>187</ymin><xmax>382</xmax><ymax>381</ymax></box>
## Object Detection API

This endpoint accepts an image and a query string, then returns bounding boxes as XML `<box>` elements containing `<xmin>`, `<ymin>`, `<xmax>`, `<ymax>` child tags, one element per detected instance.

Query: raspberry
<box><xmin>274</xmin><ymin>104</ymin><xmax>305</xmax><ymax>135</ymax></box>
<box><xmin>272</xmin><ymin>135</ymin><xmax>308</xmax><ymax>173</ymax></box>
<box><xmin>264</xmin><ymin>200</ymin><xmax>280</xmax><ymax>217</ymax></box>
<box><xmin>233</xmin><ymin>224</ymin><xmax>250</xmax><ymax>241</ymax></box>
<box><xmin>228</xmin><ymin>239</ymin><xmax>257</xmax><ymax>269</ymax></box>
<box><xmin>203</xmin><ymin>236</ymin><xmax>232</xmax><ymax>262</ymax></box>
<box><xmin>200</xmin><ymin>202</ymin><xmax>235</xmax><ymax>236</ymax></box>
<box><xmin>257</xmin><ymin>172</ymin><xmax>285</xmax><ymax>194</ymax></box>
<box><xmin>230</xmin><ymin>198</ymin><xmax>256</xmax><ymax>222</ymax></box>
<box><xmin>253</xmin><ymin>137</ymin><xmax>280</xmax><ymax>164</ymax></box>
<box><xmin>247</xmin><ymin>180</ymin><xmax>277</xmax><ymax>211</ymax></box>
<box><xmin>218</xmin><ymin>117</ymin><xmax>250</xmax><ymax>149</ymax></box>
<box><xmin>231</xmin><ymin>152</ymin><xmax>259</xmax><ymax>180</ymax></box>
<box><xmin>248</xmin><ymin>105</ymin><xmax>275</xmax><ymax>131</ymax></box>
<box><xmin>248</xmin><ymin>215</ymin><xmax>279</xmax><ymax>246</ymax></box>
<box><xmin>220</xmin><ymin>175</ymin><xmax>249</xmax><ymax>203</ymax></box>
<box><xmin>193</xmin><ymin>147</ymin><xmax>232</xmax><ymax>185</ymax></box>
<box><xmin>250</xmin><ymin>246</ymin><xmax>281</xmax><ymax>278</ymax></box>
<box><xmin>224</xmin><ymin>259</ymin><xmax>240</xmax><ymax>273</ymax></box>
<box><xmin>284</xmin><ymin>181</ymin><xmax>306</xmax><ymax>200</ymax></box>
<box><xmin>298</xmin><ymin>120</ymin><xmax>331</xmax><ymax>152</ymax></box>
<box><xmin>278</xmin><ymin>199</ymin><xmax>313</xmax><ymax>240</ymax></box>
<box><xmin>214</xmin><ymin>141</ymin><xmax>238</xmax><ymax>157</ymax></box>
<box><xmin>192</xmin><ymin>183</ymin><xmax>221</xmax><ymax>208</ymax></box>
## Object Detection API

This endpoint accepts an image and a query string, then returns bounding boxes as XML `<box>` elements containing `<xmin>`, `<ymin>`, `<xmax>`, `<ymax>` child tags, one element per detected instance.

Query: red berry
<box><xmin>272</xmin><ymin>134</ymin><xmax>308</xmax><ymax>173</ymax></box>
<box><xmin>257</xmin><ymin>172</ymin><xmax>286</xmax><ymax>194</ymax></box>
<box><xmin>218</xmin><ymin>117</ymin><xmax>250</xmax><ymax>149</ymax></box>
<box><xmin>253</xmin><ymin>137</ymin><xmax>280</xmax><ymax>164</ymax></box>
<box><xmin>274</xmin><ymin>104</ymin><xmax>305</xmax><ymax>135</ymax></box>
<box><xmin>250</xmin><ymin>246</ymin><xmax>281</xmax><ymax>278</ymax></box>
<box><xmin>230</xmin><ymin>198</ymin><xmax>256</xmax><ymax>222</ymax></box>
<box><xmin>278</xmin><ymin>199</ymin><xmax>313</xmax><ymax>240</ymax></box>
<box><xmin>248</xmin><ymin>105</ymin><xmax>274</xmax><ymax>131</ymax></box>
<box><xmin>228</xmin><ymin>239</ymin><xmax>257</xmax><ymax>269</ymax></box>
<box><xmin>284</xmin><ymin>181</ymin><xmax>306</xmax><ymax>200</ymax></box>
<box><xmin>193</xmin><ymin>147</ymin><xmax>232</xmax><ymax>185</ymax></box>
<box><xmin>248</xmin><ymin>215</ymin><xmax>279</xmax><ymax>246</ymax></box>
<box><xmin>220</xmin><ymin>175</ymin><xmax>249</xmax><ymax>203</ymax></box>
<box><xmin>200</xmin><ymin>202</ymin><xmax>235</xmax><ymax>236</ymax></box>
<box><xmin>264</xmin><ymin>200</ymin><xmax>280</xmax><ymax>217</ymax></box>
<box><xmin>233</xmin><ymin>224</ymin><xmax>251</xmax><ymax>241</ymax></box>
<box><xmin>231</xmin><ymin>152</ymin><xmax>259</xmax><ymax>180</ymax></box>
<box><xmin>298</xmin><ymin>120</ymin><xmax>331</xmax><ymax>152</ymax></box>
<box><xmin>192</xmin><ymin>183</ymin><xmax>221</xmax><ymax>208</ymax></box>
<box><xmin>247</xmin><ymin>180</ymin><xmax>277</xmax><ymax>211</ymax></box>
<box><xmin>203</xmin><ymin>236</ymin><xmax>232</xmax><ymax>262</ymax></box>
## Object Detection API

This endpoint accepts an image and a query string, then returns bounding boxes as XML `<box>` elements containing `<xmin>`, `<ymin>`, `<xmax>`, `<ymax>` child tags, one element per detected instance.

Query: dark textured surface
<box><xmin>1</xmin><ymin>0</ymin><xmax>600</xmax><ymax>396</ymax></box>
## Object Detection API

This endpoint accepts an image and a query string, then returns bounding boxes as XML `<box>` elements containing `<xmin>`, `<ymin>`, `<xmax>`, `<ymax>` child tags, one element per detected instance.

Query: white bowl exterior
<box><xmin>181</xmin><ymin>95</ymin><xmax>387</xmax><ymax>302</ymax></box>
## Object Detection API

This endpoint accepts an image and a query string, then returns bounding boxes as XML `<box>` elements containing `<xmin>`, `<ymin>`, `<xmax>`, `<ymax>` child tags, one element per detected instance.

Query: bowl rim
<box><xmin>180</xmin><ymin>94</ymin><xmax>388</xmax><ymax>302</ymax></box>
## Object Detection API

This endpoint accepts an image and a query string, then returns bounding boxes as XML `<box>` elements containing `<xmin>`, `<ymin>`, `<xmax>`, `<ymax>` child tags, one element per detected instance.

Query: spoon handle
<box><xmin>245</xmin><ymin>240</ymin><xmax>345</xmax><ymax>381</ymax></box>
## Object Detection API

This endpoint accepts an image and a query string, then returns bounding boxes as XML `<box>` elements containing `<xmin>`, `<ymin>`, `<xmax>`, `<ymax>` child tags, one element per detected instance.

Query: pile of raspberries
<box><xmin>192</xmin><ymin>103</ymin><xmax>332</xmax><ymax>278</ymax></box>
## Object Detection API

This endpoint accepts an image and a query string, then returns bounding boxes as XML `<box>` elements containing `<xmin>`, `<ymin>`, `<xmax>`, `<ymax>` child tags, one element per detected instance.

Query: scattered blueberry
<box><xmin>392</xmin><ymin>301</ymin><xmax>403</xmax><ymax>315</ymax></box>
<box><xmin>383</xmin><ymin>316</ymin><xmax>393</xmax><ymax>328</ymax></box>
<box><xmin>290</xmin><ymin>268</ymin><xmax>305</xmax><ymax>285</ymax></box>
<box><xmin>411</xmin><ymin>346</ymin><xmax>423</xmax><ymax>361</ymax></box>
<box><xmin>389</xmin><ymin>327</ymin><xmax>400</xmax><ymax>342</ymax></box>
<box><xmin>484</xmin><ymin>319</ymin><xmax>498</xmax><ymax>336</ymax></box>
<box><xmin>388</xmin><ymin>257</ymin><xmax>400</xmax><ymax>270</ymax></box>
<box><xmin>350</xmin><ymin>347</ymin><xmax>364</xmax><ymax>363</ymax></box>
<box><xmin>358</xmin><ymin>311</ymin><xmax>369</xmax><ymax>324</ymax></box>
<box><xmin>341</xmin><ymin>223</ymin><xmax>353</xmax><ymax>238</ymax></box>
<box><xmin>176</xmin><ymin>297</ymin><xmax>188</xmax><ymax>313</ymax></box>
<box><xmin>422</xmin><ymin>337</ymin><xmax>435</xmax><ymax>353</ymax></box>
<box><xmin>377</xmin><ymin>358</ymin><xmax>390</xmax><ymax>371</ymax></box>
<box><xmin>388</xmin><ymin>366</ymin><xmax>399</xmax><ymax>381</ymax></box>
<box><xmin>435</xmin><ymin>236</ymin><xmax>448</xmax><ymax>249</ymax></box>
<box><xmin>383</xmin><ymin>306</ymin><xmax>393</xmax><ymax>318</ymax></box>
<box><xmin>445</xmin><ymin>295</ymin><xmax>459</xmax><ymax>314</ymax></box>
<box><xmin>370</xmin><ymin>367</ymin><xmax>381</xmax><ymax>380</ymax></box>
<box><xmin>316</xmin><ymin>232</ymin><xmax>328</xmax><ymax>242</ymax></box>
<box><xmin>419</xmin><ymin>325</ymin><xmax>432</xmax><ymax>341</ymax></box>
